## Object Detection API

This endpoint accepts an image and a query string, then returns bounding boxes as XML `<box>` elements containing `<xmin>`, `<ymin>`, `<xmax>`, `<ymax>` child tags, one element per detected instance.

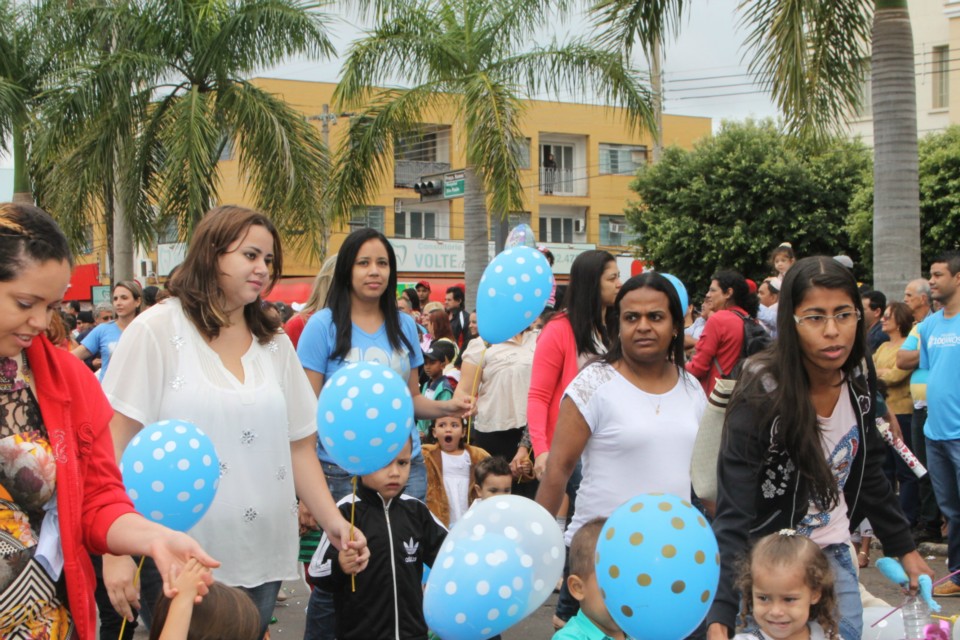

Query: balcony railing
<box><xmin>394</xmin><ymin>160</ymin><xmax>451</xmax><ymax>189</ymax></box>
<box><xmin>539</xmin><ymin>168</ymin><xmax>581</xmax><ymax>196</ymax></box>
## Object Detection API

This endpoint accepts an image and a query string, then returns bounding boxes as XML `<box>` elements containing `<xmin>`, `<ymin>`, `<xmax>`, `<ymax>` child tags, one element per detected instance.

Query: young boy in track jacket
<box><xmin>308</xmin><ymin>437</ymin><xmax>447</xmax><ymax>640</ymax></box>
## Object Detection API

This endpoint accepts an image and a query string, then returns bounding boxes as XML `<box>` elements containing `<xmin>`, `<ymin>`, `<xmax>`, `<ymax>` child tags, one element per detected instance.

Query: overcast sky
<box><xmin>1</xmin><ymin>0</ymin><xmax>777</xmax><ymax>170</ymax></box>
<box><xmin>258</xmin><ymin>0</ymin><xmax>778</xmax><ymax>122</ymax></box>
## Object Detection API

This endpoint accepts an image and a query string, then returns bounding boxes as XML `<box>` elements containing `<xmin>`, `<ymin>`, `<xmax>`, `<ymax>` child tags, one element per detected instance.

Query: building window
<box><xmin>158</xmin><ymin>217</ymin><xmax>179</xmax><ymax>244</ymax></box>
<box><xmin>218</xmin><ymin>137</ymin><xmax>235</xmax><ymax>161</ymax></box>
<box><xmin>540</xmin><ymin>144</ymin><xmax>576</xmax><ymax>195</ymax></box>
<box><xmin>395</xmin><ymin>209</ymin><xmax>438</xmax><ymax>239</ymax></box>
<box><xmin>350</xmin><ymin>206</ymin><xmax>385</xmax><ymax>233</ymax></box>
<box><xmin>933</xmin><ymin>45</ymin><xmax>949</xmax><ymax>110</ymax></box>
<box><xmin>80</xmin><ymin>225</ymin><xmax>94</xmax><ymax>254</ymax></box>
<box><xmin>856</xmin><ymin>58</ymin><xmax>872</xmax><ymax>118</ymax></box>
<box><xmin>538</xmin><ymin>216</ymin><xmax>576</xmax><ymax>243</ymax></box>
<box><xmin>512</xmin><ymin>138</ymin><xmax>531</xmax><ymax>169</ymax></box>
<box><xmin>599</xmin><ymin>215</ymin><xmax>639</xmax><ymax>247</ymax></box>
<box><xmin>599</xmin><ymin>143</ymin><xmax>647</xmax><ymax>175</ymax></box>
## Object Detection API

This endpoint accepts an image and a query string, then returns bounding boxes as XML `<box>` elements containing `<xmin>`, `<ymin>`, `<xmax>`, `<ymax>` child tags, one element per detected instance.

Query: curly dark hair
<box><xmin>737</xmin><ymin>532</ymin><xmax>838</xmax><ymax>638</ymax></box>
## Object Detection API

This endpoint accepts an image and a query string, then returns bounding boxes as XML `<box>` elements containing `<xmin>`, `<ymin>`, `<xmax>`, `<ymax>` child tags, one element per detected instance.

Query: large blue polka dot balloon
<box><xmin>596</xmin><ymin>493</ymin><xmax>719</xmax><ymax>640</ymax></box>
<box><xmin>120</xmin><ymin>420</ymin><xmax>221</xmax><ymax>532</ymax></box>
<box><xmin>425</xmin><ymin>495</ymin><xmax>564</xmax><ymax>639</ymax></box>
<box><xmin>317</xmin><ymin>362</ymin><xmax>414</xmax><ymax>475</ymax></box>
<box><xmin>477</xmin><ymin>246</ymin><xmax>554</xmax><ymax>344</ymax></box>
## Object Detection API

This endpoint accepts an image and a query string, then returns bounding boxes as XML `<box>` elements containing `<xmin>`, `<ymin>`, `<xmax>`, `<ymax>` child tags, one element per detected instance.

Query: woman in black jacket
<box><xmin>705</xmin><ymin>257</ymin><xmax>933</xmax><ymax>639</ymax></box>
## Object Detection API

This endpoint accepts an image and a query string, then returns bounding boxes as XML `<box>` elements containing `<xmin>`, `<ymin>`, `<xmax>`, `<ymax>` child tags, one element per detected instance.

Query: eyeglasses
<box><xmin>793</xmin><ymin>310</ymin><xmax>861</xmax><ymax>328</ymax></box>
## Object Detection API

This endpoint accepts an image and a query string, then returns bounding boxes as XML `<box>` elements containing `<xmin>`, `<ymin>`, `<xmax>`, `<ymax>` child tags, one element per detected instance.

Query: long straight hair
<box><xmin>731</xmin><ymin>256</ymin><xmax>867</xmax><ymax>510</ymax></box>
<box><xmin>551</xmin><ymin>249</ymin><xmax>616</xmax><ymax>356</ymax></box>
<box><xmin>325</xmin><ymin>228</ymin><xmax>413</xmax><ymax>362</ymax></box>
<box><xmin>604</xmin><ymin>273</ymin><xmax>686</xmax><ymax>375</ymax></box>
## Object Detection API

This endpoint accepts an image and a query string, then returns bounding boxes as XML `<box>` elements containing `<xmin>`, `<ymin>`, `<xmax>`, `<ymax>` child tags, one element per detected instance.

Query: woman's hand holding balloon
<box><xmin>446</xmin><ymin>394</ymin><xmax>474</xmax><ymax>418</ymax></box>
<box><xmin>104</xmin><ymin>554</ymin><xmax>141</xmax><ymax>622</ymax></box>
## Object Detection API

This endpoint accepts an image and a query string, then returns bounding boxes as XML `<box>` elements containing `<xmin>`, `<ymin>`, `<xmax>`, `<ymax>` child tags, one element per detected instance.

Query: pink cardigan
<box><xmin>527</xmin><ymin>314</ymin><xmax>582</xmax><ymax>457</ymax></box>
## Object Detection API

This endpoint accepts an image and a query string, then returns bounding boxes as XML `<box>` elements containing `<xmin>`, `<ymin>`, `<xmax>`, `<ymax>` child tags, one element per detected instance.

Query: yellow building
<box><xmin>214</xmin><ymin>79</ymin><xmax>710</xmax><ymax>293</ymax></box>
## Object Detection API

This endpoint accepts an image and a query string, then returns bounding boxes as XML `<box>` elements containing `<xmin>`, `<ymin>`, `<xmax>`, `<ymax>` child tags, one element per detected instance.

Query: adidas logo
<box><xmin>403</xmin><ymin>537</ymin><xmax>419</xmax><ymax>562</ymax></box>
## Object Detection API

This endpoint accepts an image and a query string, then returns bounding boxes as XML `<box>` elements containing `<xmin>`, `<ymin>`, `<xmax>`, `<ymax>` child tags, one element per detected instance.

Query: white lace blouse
<box><xmin>102</xmin><ymin>299</ymin><xmax>317</xmax><ymax>587</ymax></box>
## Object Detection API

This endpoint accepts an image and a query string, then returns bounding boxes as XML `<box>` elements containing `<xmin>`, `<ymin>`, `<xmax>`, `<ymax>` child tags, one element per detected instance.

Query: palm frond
<box><xmin>493</xmin><ymin>39</ymin><xmax>656</xmax><ymax>135</ymax></box>
<box><xmin>325</xmin><ymin>85</ymin><xmax>445</xmax><ymax>225</ymax></box>
<box><xmin>740</xmin><ymin>0</ymin><xmax>872</xmax><ymax>142</ymax></box>
<box><xmin>462</xmin><ymin>73</ymin><xmax>526</xmax><ymax>218</ymax></box>
<box><xmin>218</xmin><ymin>80</ymin><xmax>331</xmax><ymax>259</ymax></box>
<box><xmin>590</xmin><ymin>0</ymin><xmax>688</xmax><ymax>57</ymax></box>
<box><xmin>156</xmin><ymin>86</ymin><xmax>222</xmax><ymax>229</ymax></box>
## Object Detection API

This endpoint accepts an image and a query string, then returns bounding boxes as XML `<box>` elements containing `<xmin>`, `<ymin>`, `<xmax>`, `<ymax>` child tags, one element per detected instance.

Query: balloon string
<box><xmin>118</xmin><ymin>556</ymin><xmax>146</xmax><ymax>640</ymax></box>
<box><xmin>466</xmin><ymin>346</ymin><xmax>487</xmax><ymax>447</ymax></box>
<box><xmin>350</xmin><ymin>476</ymin><xmax>357</xmax><ymax>593</ymax></box>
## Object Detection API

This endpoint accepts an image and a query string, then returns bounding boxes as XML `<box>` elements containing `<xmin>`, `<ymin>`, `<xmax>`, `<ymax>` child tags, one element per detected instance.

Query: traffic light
<box><xmin>413</xmin><ymin>180</ymin><xmax>441</xmax><ymax>196</ymax></box>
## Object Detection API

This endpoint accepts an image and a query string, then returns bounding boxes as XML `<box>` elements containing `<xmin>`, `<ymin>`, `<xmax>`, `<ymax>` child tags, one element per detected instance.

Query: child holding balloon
<box><xmin>307</xmin><ymin>437</ymin><xmax>447</xmax><ymax>640</ymax></box>
<box><xmin>734</xmin><ymin>531</ymin><xmax>839</xmax><ymax>640</ymax></box>
<box><xmin>552</xmin><ymin>518</ymin><xmax>628</xmax><ymax>640</ymax></box>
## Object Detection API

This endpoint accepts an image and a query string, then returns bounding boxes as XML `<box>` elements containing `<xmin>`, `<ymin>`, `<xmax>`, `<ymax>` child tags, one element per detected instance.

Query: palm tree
<box><xmin>595</xmin><ymin>0</ymin><xmax>919</xmax><ymax>299</ymax></box>
<box><xmin>36</xmin><ymin>0</ymin><xmax>336</xmax><ymax>282</ymax></box>
<box><xmin>0</xmin><ymin>0</ymin><xmax>66</xmax><ymax>204</ymax></box>
<box><xmin>326</xmin><ymin>0</ymin><xmax>654</xmax><ymax>309</ymax></box>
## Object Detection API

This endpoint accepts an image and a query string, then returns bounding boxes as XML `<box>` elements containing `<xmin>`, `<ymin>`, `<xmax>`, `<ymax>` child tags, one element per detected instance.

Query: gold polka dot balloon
<box><xmin>595</xmin><ymin>493</ymin><xmax>719</xmax><ymax>640</ymax></box>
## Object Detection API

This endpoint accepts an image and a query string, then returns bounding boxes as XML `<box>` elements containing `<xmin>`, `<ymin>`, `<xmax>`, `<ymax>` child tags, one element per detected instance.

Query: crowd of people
<box><xmin>5</xmin><ymin>199</ymin><xmax>960</xmax><ymax>640</ymax></box>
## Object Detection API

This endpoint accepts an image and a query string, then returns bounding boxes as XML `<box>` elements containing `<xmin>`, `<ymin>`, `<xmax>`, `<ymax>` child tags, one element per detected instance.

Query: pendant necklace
<box><xmin>0</xmin><ymin>353</ymin><xmax>29</xmax><ymax>393</ymax></box>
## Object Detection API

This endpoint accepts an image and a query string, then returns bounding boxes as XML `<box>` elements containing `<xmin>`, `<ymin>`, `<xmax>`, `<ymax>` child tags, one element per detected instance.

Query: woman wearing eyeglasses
<box><xmin>705</xmin><ymin>257</ymin><xmax>933</xmax><ymax>640</ymax></box>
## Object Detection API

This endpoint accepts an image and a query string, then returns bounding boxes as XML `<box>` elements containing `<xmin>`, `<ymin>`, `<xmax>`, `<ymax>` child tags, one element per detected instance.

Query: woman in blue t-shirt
<box><xmin>297</xmin><ymin>228</ymin><xmax>471</xmax><ymax>640</ymax></box>
<box><xmin>72</xmin><ymin>280</ymin><xmax>142</xmax><ymax>380</ymax></box>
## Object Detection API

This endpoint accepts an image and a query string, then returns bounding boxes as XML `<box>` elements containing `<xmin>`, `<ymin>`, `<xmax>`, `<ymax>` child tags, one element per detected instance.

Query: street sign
<box><xmin>443</xmin><ymin>171</ymin><xmax>465</xmax><ymax>198</ymax></box>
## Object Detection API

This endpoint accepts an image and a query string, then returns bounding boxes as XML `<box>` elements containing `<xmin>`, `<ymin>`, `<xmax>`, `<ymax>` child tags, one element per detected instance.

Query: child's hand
<box><xmin>170</xmin><ymin>558</ymin><xmax>212</xmax><ymax>604</ymax></box>
<box><xmin>338</xmin><ymin>548</ymin><xmax>364</xmax><ymax>575</ymax></box>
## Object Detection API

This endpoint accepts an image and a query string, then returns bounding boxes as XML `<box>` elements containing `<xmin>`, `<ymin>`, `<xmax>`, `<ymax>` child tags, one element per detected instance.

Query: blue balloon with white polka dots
<box><xmin>119</xmin><ymin>419</ymin><xmax>221</xmax><ymax>532</ymax></box>
<box><xmin>477</xmin><ymin>246</ymin><xmax>554</xmax><ymax>344</ymax></box>
<box><xmin>317</xmin><ymin>362</ymin><xmax>414</xmax><ymax>475</ymax></box>
<box><xmin>424</xmin><ymin>495</ymin><xmax>564</xmax><ymax>640</ymax></box>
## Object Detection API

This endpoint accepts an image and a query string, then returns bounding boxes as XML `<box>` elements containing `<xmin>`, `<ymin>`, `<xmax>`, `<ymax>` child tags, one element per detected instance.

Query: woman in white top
<box><xmin>536</xmin><ymin>272</ymin><xmax>707</xmax><ymax>546</ymax></box>
<box><xmin>101</xmin><ymin>206</ymin><xmax>368</xmax><ymax>638</ymax></box>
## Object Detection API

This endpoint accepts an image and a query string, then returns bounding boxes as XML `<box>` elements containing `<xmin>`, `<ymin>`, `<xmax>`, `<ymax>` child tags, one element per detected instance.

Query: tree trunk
<box><xmin>11</xmin><ymin>120</ymin><xmax>32</xmax><ymax>204</ymax></box>
<box><xmin>462</xmin><ymin>166</ymin><xmax>489</xmax><ymax>311</ymax></box>
<box><xmin>871</xmin><ymin>0</ymin><xmax>920</xmax><ymax>299</ymax></box>
<box><xmin>112</xmin><ymin>180</ymin><xmax>134</xmax><ymax>283</ymax></box>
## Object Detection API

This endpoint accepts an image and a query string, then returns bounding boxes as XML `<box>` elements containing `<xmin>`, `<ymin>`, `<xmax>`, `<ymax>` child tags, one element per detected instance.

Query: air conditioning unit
<box><xmin>574</xmin><ymin>219</ymin><xmax>586</xmax><ymax>233</ymax></box>
<box><xmin>608</xmin><ymin>223</ymin><xmax>624</xmax><ymax>234</ymax></box>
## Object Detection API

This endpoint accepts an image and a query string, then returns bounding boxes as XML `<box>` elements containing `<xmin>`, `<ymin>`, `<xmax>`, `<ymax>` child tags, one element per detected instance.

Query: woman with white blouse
<box><xmin>101</xmin><ymin>206</ymin><xmax>368</xmax><ymax>638</ymax></box>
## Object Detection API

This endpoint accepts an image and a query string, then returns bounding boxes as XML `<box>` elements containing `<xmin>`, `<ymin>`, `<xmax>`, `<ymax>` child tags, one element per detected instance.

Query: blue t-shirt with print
<box><xmin>918</xmin><ymin>310</ymin><xmax>960</xmax><ymax>440</ymax></box>
<box><xmin>81</xmin><ymin>321</ymin><xmax>123</xmax><ymax>382</ymax></box>
<box><xmin>298</xmin><ymin>308</ymin><xmax>424</xmax><ymax>463</ymax></box>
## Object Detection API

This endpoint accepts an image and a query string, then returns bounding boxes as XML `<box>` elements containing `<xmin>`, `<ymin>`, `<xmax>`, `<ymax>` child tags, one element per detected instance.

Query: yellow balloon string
<box><xmin>117</xmin><ymin>556</ymin><xmax>146</xmax><ymax>640</ymax></box>
<box><xmin>350</xmin><ymin>475</ymin><xmax>357</xmax><ymax>593</ymax></box>
<box><xmin>466</xmin><ymin>346</ymin><xmax>487</xmax><ymax>446</ymax></box>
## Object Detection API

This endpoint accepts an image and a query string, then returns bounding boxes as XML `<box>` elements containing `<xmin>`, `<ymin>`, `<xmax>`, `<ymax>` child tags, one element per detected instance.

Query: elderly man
<box><xmin>905</xmin><ymin>278</ymin><xmax>933</xmax><ymax>324</ymax></box>
<box><xmin>899</xmin><ymin>277</ymin><xmax>941</xmax><ymax>543</ymax></box>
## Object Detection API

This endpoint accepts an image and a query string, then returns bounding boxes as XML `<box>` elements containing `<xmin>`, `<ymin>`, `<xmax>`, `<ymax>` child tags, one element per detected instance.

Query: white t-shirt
<box><xmin>440</xmin><ymin>450</ymin><xmax>472</xmax><ymax>525</ymax></box>
<box><xmin>562</xmin><ymin>361</ymin><xmax>707</xmax><ymax>545</ymax></box>
<box><xmin>801</xmin><ymin>384</ymin><xmax>857</xmax><ymax>547</ymax></box>
<box><xmin>102</xmin><ymin>299</ymin><xmax>317</xmax><ymax>587</ymax></box>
